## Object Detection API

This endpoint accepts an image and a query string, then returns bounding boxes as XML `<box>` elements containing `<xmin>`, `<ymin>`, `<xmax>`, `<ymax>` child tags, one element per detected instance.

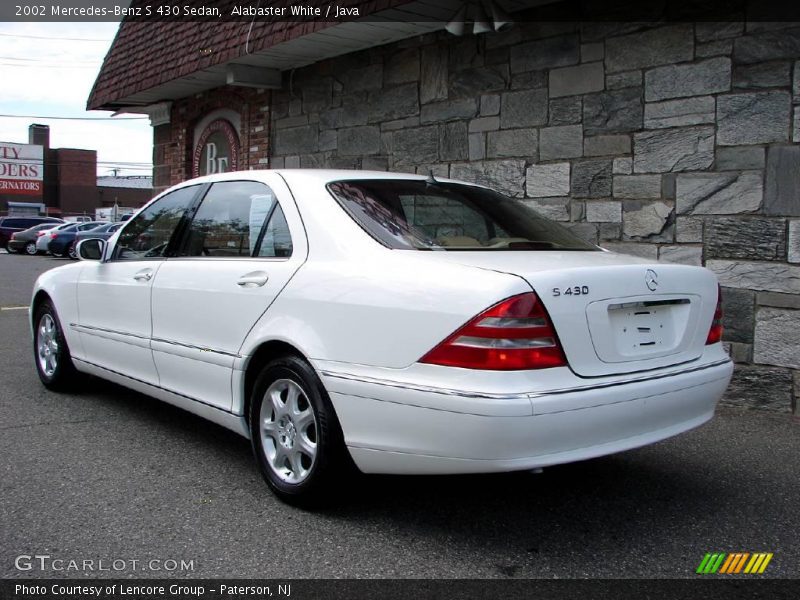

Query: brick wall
<box><xmin>154</xmin><ymin>88</ymin><xmax>271</xmax><ymax>193</ymax></box>
<box><xmin>159</xmin><ymin>21</ymin><xmax>800</xmax><ymax>413</ymax></box>
<box><xmin>53</xmin><ymin>148</ymin><xmax>98</xmax><ymax>215</ymax></box>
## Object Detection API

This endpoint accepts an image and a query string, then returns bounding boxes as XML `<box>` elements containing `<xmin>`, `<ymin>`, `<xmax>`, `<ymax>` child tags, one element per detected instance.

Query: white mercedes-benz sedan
<box><xmin>31</xmin><ymin>169</ymin><xmax>733</xmax><ymax>504</ymax></box>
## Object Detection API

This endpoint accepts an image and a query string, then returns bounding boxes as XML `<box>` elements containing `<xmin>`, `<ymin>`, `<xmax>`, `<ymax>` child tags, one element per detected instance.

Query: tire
<box><xmin>6</xmin><ymin>242</ymin><xmax>17</xmax><ymax>253</ymax></box>
<box><xmin>25</xmin><ymin>242</ymin><xmax>37</xmax><ymax>255</ymax></box>
<box><xmin>33</xmin><ymin>300</ymin><xmax>82</xmax><ymax>391</ymax></box>
<box><xmin>50</xmin><ymin>246</ymin><xmax>64</xmax><ymax>258</ymax></box>
<box><xmin>250</xmin><ymin>355</ymin><xmax>351</xmax><ymax>506</ymax></box>
<box><xmin>67</xmin><ymin>242</ymin><xmax>77</xmax><ymax>260</ymax></box>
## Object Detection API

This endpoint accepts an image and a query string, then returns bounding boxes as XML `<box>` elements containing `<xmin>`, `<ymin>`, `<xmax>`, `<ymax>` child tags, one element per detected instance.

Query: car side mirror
<box><xmin>76</xmin><ymin>238</ymin><xmax>106</xmax><ymax>261</ymax></box>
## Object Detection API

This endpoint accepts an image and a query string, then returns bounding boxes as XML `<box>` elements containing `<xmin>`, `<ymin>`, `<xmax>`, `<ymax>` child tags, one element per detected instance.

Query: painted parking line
<box><xmin>0</xmin><ymin>306</ymin><xmax>28</xmax><ymax>311</ymax></box>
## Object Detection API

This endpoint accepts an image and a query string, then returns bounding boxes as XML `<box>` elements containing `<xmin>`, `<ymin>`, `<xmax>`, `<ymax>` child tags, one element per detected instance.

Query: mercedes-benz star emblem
<box><xmin>645</xmin><ymin>269</ymin><xmax>658</xmax><ymax>291</ymax></box>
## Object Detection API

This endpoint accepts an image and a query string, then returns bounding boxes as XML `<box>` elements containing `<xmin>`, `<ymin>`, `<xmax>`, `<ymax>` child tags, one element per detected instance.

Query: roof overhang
<box><xmin>101</xmin><ymin>0</ymin><xmax>553</xmax><ymax>113</ymax></box>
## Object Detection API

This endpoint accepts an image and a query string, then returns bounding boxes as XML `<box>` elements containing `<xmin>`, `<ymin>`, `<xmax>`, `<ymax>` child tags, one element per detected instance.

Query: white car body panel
<box><xmin>150</xmin><ymin>173</ymin><xmax>308</xmax><ymax>411</ymax></box>
<box><xmin>410</xmin><ymin>252</ymin><xmax>718</xmax><ymax>377</ymax></box>
<box><xmin>31</xmin><ymin>169</ymin><xmax>733</xmax><ymax>476</ymax></box>
<box><xmin>76</xmin><ymin>261</ymin><xmax>163</xmax><ymax>386</ymax></box>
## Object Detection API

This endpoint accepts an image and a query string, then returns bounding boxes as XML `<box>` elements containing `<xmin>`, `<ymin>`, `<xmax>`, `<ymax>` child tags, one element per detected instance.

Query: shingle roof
<box><xmin>87</xmin><ymin>0</ymin><xmax>413</xmax><ymax>111</ymax></box>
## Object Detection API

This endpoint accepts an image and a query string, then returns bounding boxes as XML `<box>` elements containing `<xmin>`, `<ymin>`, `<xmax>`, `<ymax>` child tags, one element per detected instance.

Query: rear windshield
<box><xmin>326</xmin><ymin>179</ymin><xmax>598</xmax><ymax>251</ymax></box>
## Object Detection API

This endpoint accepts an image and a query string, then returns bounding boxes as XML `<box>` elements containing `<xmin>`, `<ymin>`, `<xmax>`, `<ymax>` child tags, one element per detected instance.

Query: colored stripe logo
<box><xmin>696</xmin><ymin>552</ymin><xmax>773</xmax><ymax>574</ymax></box>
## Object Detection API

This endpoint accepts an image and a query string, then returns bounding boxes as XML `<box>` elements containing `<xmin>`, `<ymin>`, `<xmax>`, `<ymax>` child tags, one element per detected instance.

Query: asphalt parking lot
<box><xmin>1</xmin><ymin>251</ymin><xmax>798</xmax><ymax>579</ymax></box>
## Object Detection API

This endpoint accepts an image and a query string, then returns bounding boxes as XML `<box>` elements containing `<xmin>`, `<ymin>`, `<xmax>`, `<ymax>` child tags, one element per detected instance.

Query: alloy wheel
<box><xmin>25</xmin><ymin>242</ymin><xmax>37</xmax><ymax>255</ymax></box>
<box><xmin>37</xmin><ymin>313</ymin><xmax>59</xmax><ymax>378</ymax></box>
<box><xmin>259</xmin><ymin>378</ymin><xmax>318</xmax><ymax>484</ymax></box>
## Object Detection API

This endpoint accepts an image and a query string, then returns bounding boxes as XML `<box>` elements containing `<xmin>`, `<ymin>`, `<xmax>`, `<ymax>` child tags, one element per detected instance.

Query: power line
<box><xmin>0</xmin><ymin>56</ymin><xmax>99</xmax><ymax>63</ymax></box>
<box><xmin>0</xmin><ymin>114</ymin><xmax>148</xmax><ymax>120</ymax></box>
<box><xmin>0</xmin><ymin>62</ymin><xmax>98</xmax><ymax>69</ymax></box>
<box><xmin>0</xmin><ymin>160</ymin><xmax>153</xmax><ymax>170</ymax></box>
<box><xmin>0</xmin><ymin>157</ymin><xmax>153</xmax><ymax>166</ymax></box>
<box><xmin>0</xmin><ymin>32</ymin><xmax>111</xmax><ymax>42</ymax></box>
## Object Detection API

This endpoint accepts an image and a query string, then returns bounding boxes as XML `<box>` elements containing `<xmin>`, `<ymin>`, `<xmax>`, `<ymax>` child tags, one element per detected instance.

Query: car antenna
<box><xmin>425</xmin><ymin>170</ymin><xmax>439</xmax><ymax>186</ymax></box>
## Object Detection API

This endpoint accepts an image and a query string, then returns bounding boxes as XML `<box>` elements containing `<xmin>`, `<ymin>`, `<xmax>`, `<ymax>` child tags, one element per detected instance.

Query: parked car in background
<box><xmin>31</xmin><ymin>170</ymin><xmax>733</xmax><ymax>505</ymax></box>
<box><xmin>46</xmin><ymin>221</ymin><xmax>105</xmax><ymax>259</ymax></box>
<box><xmin>36</xmin><ymin>223</ymin><xmax>74</xmax><ymax>254</ymax></box>
<box><xmin>7</xmin><ymin>223</ymin><xmax>60</xmax><ymax>255</ymax></box>
<box><xmin>74</xmin><ymin>222</ymin><xmax>123</xmax><ymax>245</ymax></box>
<box><xmin>0</xmin><ymin>216</ymin><xmax>63</xmax><ymax>252</ymax></box>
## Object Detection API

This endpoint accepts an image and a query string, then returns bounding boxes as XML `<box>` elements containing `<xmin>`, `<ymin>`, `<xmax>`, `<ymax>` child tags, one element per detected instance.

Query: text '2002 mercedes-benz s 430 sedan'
<box><xmin>31</xmin><ymin>170</ymin><xmax>733</xmax><ymax>504</ymax></box>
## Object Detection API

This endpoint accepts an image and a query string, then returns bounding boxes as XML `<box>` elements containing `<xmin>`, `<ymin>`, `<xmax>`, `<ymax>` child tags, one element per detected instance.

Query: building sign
<box><xmin>192</xmin><ymin>119</ymin><xmax>239</xmax><ymax>177</ymax></box>
<box><xmin>0</xmin><ymin>142</ymin><xmax>43</xmax><ymax>196</ymax></box>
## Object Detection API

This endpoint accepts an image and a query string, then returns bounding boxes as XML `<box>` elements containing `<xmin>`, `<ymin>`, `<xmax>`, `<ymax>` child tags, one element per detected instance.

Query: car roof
<box><xmin>1</xmin><ymin>215</ymin><xmax>62</xmax><ymax>223</ymax></box>
<box><xmin>167</xmin><ymin>168</ymin><xmax>469</xmax><ymax>189</ymax></box>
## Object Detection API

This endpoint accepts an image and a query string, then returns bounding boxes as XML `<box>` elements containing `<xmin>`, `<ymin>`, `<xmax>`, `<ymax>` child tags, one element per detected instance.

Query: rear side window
<box><xmin>180</xmin><ymin>180</ymin><xmax>291</xmax><ymax>258</ymax></box>
<box><xmin>327</xmin><ymin>179</ymin><xmax>598</xmax><ymax>251</ymax></box>
<box><xmin>3</xmin><ymin>219</ymin><xmax>24</xmax><ymax>228</ymax></box>
<box><xmin>257</xmin><ymin>205</ymin><xmax>293</xmax><ymax>258</ymax></box>
<box><xmin>115</xmin><ymin>185</ymin><xmax>198</xmax><ymax>260</ymax></box>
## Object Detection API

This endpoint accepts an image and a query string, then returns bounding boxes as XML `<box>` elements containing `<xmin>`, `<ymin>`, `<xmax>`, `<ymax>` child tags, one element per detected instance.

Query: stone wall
<box><xmin>267</xmin><ymin>21</ymin><xmax>800</xmax><ymax>413</ymax></box>
<box><xmin>157</xmin><ymin>20</ymin><xmax>800</xmax><ymax>413</ymax></box>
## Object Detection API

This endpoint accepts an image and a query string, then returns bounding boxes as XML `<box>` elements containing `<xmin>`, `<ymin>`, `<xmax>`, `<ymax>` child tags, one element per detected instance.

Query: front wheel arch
<box><xmin>32</xmin><ymin>296</ymin><xmax>82</xmax><ymax>390</ymax></box>
<box><xmin>31</xmin><ymin>290</ymin><xmax>52</xmax><ymax>330</ymax></box>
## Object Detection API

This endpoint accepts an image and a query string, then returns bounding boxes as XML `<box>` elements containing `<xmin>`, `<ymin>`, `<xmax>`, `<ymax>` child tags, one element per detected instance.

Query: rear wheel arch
<box><xmin>242</xmin><ymin>340</ymin><xmax>309</xmax><ymax>426</ymax></box>
<box><xmin>244</xmin><ymin>342</ymin><xmax>355</xmax><ymax>504</ymax></box>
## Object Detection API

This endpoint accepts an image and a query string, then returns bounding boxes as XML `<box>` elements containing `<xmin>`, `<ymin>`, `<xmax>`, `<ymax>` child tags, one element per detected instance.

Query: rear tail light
<box><xmin>37</xmin><ymin>231</ymin><xmax>46</xmax><ymax>237</ymax></box>
<box><xmin>50</xmin><ymin>232</ymin><xmax>58</xmax><ymax>239</ymax></box>
<box><xmin>705</xmin><ymin>284</ymin><xmax>723</xmax><ymax>345</ymax></box>
<box><xmin>10</xmin><ymin>233</ymin><xmax>17</xmax><ymax>240</ymax></box>
<box><xmin>420</xmin><ymin>292</ymin><xmax>567</xmax><ymax>370</ymax></box>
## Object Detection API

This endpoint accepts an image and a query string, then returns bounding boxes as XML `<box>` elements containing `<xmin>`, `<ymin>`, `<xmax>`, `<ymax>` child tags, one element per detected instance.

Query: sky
<box><xmin>0</xmin><ymin>22</ymin><xmax>152</xmax><ymax>177</ymax></box>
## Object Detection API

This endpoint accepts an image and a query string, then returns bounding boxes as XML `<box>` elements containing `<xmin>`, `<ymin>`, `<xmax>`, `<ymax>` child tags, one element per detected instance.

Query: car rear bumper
<box><xmin>48</xmin><ymin>240</ymin><xmax>68</xmax><ymax>254</ymax></box>
<box><xmin>322</xmin><ymin>357</ymin><xmax>733</xmax><ymax>474</ymax></box>
<box><xmin>7</xmin><ymin>240</ymin><xmax>27</xmax><ymax>251</ymax></box>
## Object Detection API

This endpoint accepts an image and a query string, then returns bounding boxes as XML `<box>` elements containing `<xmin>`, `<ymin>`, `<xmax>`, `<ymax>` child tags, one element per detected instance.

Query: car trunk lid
<box><xmin>415</xmin><ymin>250</ymin><xmax>719</xmax><ymax>377</ymax></box>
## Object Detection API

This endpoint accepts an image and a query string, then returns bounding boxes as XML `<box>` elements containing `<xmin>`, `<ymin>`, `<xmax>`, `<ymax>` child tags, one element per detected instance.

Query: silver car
<box><xmin>36</xmin><ymin>223</ymin><xmax>74</xmax><ymax>254</ymax></box>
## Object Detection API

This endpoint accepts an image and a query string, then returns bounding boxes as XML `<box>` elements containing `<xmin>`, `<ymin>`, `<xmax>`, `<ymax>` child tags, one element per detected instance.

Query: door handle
<box><xmin>133</xmin><ymin>270</ymin><xmax>153</xmax><ymax>282</ymax></box>
<box><xmin>237</xmin><ymin>271</ymin><xmax>269</xmax><ymax>287</ymax></box>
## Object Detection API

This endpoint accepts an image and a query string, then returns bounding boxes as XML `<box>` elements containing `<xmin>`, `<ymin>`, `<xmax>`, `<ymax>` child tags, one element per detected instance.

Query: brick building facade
<box><xmin>1</xmin><ymin>124</ymin><xmax>154</xmax><ymax>217</ymax></box>
<box><xmin>90</xmin><ymin>9</ymin><xmax>800</xmax><ymax>413</ymax></box>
